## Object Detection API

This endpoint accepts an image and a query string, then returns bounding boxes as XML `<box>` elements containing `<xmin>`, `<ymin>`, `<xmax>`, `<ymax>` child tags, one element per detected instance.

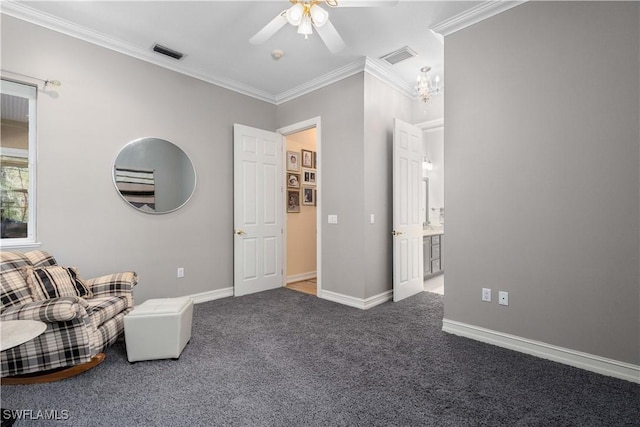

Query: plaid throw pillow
<box><xmin>24</xmin><ymin>266</ymin><xmax>92</xmax><ymax>300</ymax></box>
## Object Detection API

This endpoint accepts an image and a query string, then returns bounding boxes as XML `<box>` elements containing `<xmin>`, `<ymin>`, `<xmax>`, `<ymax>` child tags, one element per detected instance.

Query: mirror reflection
<box><xmin>113</xmin><ymin>137</ymin><xmax>196</xmax><ymax>214</ymax></box>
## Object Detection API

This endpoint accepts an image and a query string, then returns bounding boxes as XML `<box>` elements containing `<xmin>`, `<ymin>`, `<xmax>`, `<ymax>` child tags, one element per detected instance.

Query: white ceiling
<box><xmin>3</xmin><ymin>1</ymin><xmax>502</xmax><ymax>103</ymax></box>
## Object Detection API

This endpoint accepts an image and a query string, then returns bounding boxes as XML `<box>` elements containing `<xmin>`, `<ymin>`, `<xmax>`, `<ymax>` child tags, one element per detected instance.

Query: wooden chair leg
<box><xmin>1</xmin><ymin>353</ymin><xmax>105</xmax><ymax>385</ymax></box>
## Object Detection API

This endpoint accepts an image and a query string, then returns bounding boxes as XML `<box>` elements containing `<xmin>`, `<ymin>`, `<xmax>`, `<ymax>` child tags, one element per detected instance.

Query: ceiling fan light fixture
<box><xmin>297</xmin><ymin>14</ymin><xmax>313</xmax><ymax>37</ymax></box>
<box><xmin>286</xmin><ymin>3</ymin><xmax>304</xmax><ymax>26</ymax></box>
<box><xmin>310</xmin><ymin>5</ymin><xmax>329</xmax><ymax>27</ymax></box>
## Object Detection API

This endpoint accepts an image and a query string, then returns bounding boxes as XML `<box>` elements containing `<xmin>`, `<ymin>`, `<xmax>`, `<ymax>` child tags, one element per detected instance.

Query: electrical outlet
<box><xmin>177</xmin><ymin>267</ymin><xmax>185</xmax><ymax>278</ymax></box>
<box><xmin>482</xmin><ymin>288</ymin><xmax>491</xmax><ymax>302</ymax></box>
<box><xmin>499</xmin><ymin>291</ymin><xmax>509</xmax><ymax>306</ymax></box>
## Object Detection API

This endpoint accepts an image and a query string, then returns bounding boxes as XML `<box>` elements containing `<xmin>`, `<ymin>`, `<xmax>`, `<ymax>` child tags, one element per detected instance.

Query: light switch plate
<box><xmin>328</xmin><ymin>214</ymin><xmax>338</xmax><ymax>224</ymax></box>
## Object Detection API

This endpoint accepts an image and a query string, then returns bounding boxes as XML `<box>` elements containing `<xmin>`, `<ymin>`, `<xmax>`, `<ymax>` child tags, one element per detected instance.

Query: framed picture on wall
<box><xmin>287</xmin><ymin>190</ymin><xmax>300</xmax><ymax>213</ymax></box>
<box><xmin>302</xmin><ymin>168</ymin><xmax>316</xmax><ymax>185</ymax></box>
<box><xmin>287</xmin><ymin>173</ymin><xmax>300</xmax><ymax>189</ymax></box>
<box><xmin>287</xmin><ymin>151</ymin><xmax>300</xmax><ymax>172</ymax></box>
<box><xmin>301</xmin><ymin>149</ymin><xmax>313</xmax><ymax>168</ymax></box>
<box><xmin>302</xmin><ymin>186</ymin><xmax>315</xmax><ymax>206</ymax></box>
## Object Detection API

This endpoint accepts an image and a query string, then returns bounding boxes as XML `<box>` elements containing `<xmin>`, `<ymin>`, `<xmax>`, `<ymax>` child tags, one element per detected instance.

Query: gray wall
<box><xmin>3</xmin><ymin>14</ymin><xmax>418</xmax><ymax>305</ymax></box>
<box><xmin>276</xmin><ymin>73</ymin><xmax>414</xmax><ymax>300</ymax></box>
<box><xmin>1</xmin><ymin>16</ymin><xmax>276</xmax><ymax>303</ymax></box>
<box><xmin>444</xmin><ymin>1</ymin><xmax>639</xmax><ymax>364</ymax></box>
<box><xmin>277</xmin><ymin>74</ymin><xmax>367</xmax><ymax>298</ymax></box>
<box><xmin>363</xmin><ymin>73</ymin><xmax>414</xmax><ymax>298</ymax></box>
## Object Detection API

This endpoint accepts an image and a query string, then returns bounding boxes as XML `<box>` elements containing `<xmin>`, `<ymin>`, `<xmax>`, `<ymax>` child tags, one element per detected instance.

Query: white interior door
<box><xmin>392</xmin><ymin>118</ymin><xmax>424</xmax><ymax>302</ymax></box>
<box><xmin>233</xmin><ymin>124</ymin><xmax>283</xmax><ymax>297</ymax></box>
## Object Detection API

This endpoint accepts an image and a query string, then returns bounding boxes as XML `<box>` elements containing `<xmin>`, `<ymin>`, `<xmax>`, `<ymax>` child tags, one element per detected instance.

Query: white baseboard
<box><xmin>188</xmin><ymin>287</ymin><xmax>234</xmax><ymax>304</ymax></box>
<box><xmin>320</xmin><ymin>289</ymin><xmax>392</xmax><ymax>310</ymax></box>
<box><xmin>442</xmin><ymin>318</ymin><xmax>640</xmax><ymax>384</ymax></box>
<box><xmin>286</xmin><ymin>271</ymin><xmax>317</xmax><ymax>284</ymax></box>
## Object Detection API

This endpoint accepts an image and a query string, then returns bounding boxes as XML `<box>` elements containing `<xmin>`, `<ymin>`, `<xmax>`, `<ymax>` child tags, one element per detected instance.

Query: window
<box><xmin>1</xmin><ymin>80</ymin><xmax>37</xmax><ymax>246</ymax></box>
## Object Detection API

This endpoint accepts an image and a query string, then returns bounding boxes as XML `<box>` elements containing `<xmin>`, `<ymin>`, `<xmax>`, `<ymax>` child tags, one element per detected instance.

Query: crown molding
<box><xmin>1</xmin><ymin>1</ymin><xmax>417</xmax><ymax>106</ymax></box>
<box><xmin>1</xmin><ymin>1</ymin><xmax>277</xmax><ymax>104</ymax></box>
<box><xmin>363</xmin><ymin>57</ymin><xmax>416</xmax><ymax>100</ymax></box>
<box><xmin>430</xmin><ymin>0</ymin><xmax>527</xmax><ymax>37</ymax></box>
<box><xmin>1</xmin><ymin>1</ymin><xmax>433</xmax><ymax>106</ymax></box>
<box><xmin>274</xmin><ymin>58</ymin><xmax>367</xmax><ymax>105</ymax></box>
<box><xmin>274</xmin><ymin>57</ymin><xmax>416</xmax><ymax>105</ymax></box>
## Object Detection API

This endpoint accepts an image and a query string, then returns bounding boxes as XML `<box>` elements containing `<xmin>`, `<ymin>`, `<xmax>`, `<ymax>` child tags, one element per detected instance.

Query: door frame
<box><xmin>277</xmin><ymin>117</ymin><xmax>322</xmax><ymax>297</ymax></box>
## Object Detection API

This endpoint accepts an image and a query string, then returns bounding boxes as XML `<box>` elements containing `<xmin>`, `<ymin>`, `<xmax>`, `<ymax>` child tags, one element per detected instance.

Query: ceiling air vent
<box><xmin>152</xmin><ymin>43</ymin><xmax>184</xmax><ymax>60</ymax></box>
<box><xmin>380</xmin><ymin>46</ymin><xmax>418</xmax><ymax>65</ymax></box>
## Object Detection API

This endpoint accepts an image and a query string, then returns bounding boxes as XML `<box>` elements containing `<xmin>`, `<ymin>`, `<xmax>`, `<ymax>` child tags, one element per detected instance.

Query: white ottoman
<box><xmin>124</xmin><ymin>297</ymin><xmax>194</xmax><ymax>362</ymax></box>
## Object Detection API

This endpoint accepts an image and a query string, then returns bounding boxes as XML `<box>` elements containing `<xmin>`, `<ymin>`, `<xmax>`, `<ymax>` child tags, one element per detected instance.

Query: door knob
<box><xmin>234</xmin><ymin>229</ymin><xmax>246</xmax><ymax>235</ymax></box>
<box><xmin>392</xmin><ymin>230</ymin><xmax>404</xmax><ymax>236</ymax></box>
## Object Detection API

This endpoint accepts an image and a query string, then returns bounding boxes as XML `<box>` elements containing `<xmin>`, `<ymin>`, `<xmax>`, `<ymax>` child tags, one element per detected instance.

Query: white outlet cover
<box><xmin>482</xmin><ymin>288</ymin><xmax>491</xmax><ymax>302</ymax></box>
<box><xmin>499</xmin><ymin>291</ymin><xmax>509</xmax><ymax>305</ymax></box>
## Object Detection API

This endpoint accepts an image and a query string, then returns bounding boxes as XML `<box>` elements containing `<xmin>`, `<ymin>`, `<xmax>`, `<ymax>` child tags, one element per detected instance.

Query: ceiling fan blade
<box><xmin>315</xmin><ymin>20</ymin><xmax>346</xmax><ymax>54</ymax></box>
<box><xmin>249</xmin><ymin>11</ymin><xmax>288</xmax><ymax>45</ymax></box>
<box><xmin>331</xmin><ymin>1</ymin><xmax>399</xmax><ymax>7</ymax></box>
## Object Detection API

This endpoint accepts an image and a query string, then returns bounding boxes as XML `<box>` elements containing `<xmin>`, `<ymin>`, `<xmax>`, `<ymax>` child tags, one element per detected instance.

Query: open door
<box><xmin>392</xmin><ymin>119</ymin><xmax>424</xmax><ymax>302</ymax></box>
<box><xmin>233</xmin><ymin>124</ymin><xmax>283</xmax><ymax>296</ymax></box>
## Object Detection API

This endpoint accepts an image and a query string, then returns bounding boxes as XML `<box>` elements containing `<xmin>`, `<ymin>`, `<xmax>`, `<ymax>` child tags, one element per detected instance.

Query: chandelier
<box><xmin>416</xmin><ymin>66</ymin><xmax>442</xmax><ymax>103</ymax></box>
<box><xmin>285</xmin><ymin>1</ymin><xmax>334</xmax><ymax>39</ymax></box>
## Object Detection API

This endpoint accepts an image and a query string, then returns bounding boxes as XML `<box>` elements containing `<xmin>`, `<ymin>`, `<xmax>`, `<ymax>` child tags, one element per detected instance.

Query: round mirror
<box><xmin>113</xmin><ymin>137</ymin><xmax>196</xmax><ymax>214</ymax></box>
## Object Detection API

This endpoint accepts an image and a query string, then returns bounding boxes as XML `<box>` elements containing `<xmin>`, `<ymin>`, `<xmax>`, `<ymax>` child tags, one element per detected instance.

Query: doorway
<box><xmin>233</xmin><ymin>119</ymin><xmax>321</xmax><ymax>298</ymax></box>
<box><xmin>278</xmin><ymin>118</ymin><xmax>321</xmax><ymax>297</ymax></box>
<box><xmin>420</xmin><ymin>120</ymin><xmax>445</xmax><ymax>296</ymax></box>
<box><xmin>283</xmin><ymin>128</ymin><xmax>317</xmax><ymax>295</ymax></box>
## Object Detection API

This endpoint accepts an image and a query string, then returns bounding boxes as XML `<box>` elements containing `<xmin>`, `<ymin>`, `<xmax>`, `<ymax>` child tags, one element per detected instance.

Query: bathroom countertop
<box><xmin>423</xmin><ymin>226</ymin><xmax>444</xmax><ymax>236</ymax></box>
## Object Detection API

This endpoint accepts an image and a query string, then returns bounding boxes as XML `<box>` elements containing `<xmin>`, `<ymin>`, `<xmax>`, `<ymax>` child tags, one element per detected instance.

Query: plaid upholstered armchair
<box><xmin>0</xmin><ymin>250</ymin><xmax>137</xmax><ymax>382</ymax></box>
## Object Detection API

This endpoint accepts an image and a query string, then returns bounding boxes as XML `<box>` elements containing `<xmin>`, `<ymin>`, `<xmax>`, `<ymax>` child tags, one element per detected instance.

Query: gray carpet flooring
<box><xmin>2</xmin><ymin>289</ymin><xmax>639</xmax><ymax>426</ymax></box>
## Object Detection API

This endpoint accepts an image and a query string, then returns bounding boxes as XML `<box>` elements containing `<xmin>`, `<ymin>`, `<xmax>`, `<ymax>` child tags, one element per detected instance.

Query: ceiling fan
<box><xmin>249</xmin><ymin>0</ymin><xmax>398</xmax><ymax>54</ymax></box>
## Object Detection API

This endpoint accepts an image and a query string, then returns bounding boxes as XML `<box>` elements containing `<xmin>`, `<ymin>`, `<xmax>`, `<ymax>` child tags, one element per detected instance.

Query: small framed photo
<box><xmin>302</xmin><ymin>168</ymin><xmax>316</xmax><ymax>185</ymax></box>
<box><xmin>302</xmin><ymin>149</ymin><xmax>314</xmax><ymax>168</ymax></box>
<box><xmin>287</xmin><ymin>173</ymin><xmax>300</xmax><ymax>189</ymax></box>
<box><xmin>287</xmin><ymin>190</ymin><xmax>300</xmax><ymax>213</ymax></box>
<box><xmin>287</xmin><ymin>151</ymin><xmax>300</xmax><ymax>172</ymax></box>
<box><xmin>302</xmin><ymin>186</ymin><xmax>315</xmax><ymax>206</ymax></box>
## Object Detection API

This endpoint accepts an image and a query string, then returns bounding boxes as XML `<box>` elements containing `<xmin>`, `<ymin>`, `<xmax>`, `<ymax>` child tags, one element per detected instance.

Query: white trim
<box><xmin>0</xmin><ymin>241</ymin><xmax>42</xmax><ymax>250</ymax></box>
<box><xmin>430</xmin><ymin>1</ymin><xmax>527</xmax><ymax>37</ymax></box>
<box><xmin>363</xmin><ymin>57</ymin><xmax>416</xmax><ymax>100</ymax></box>
<box><xmin>320</xmin><ymin>289</ymin><xmax>392</xmax><ymax>310</ymax></box>
<box><xmin>1</xmin><ymin>1</ymin><xmax>276</xmax><ymax>104</ymax></box>
<box><xmin>442</xmin><ymin>318</ymin><xmax>640</xmax><ymax>384</ymax></box>
<box><xmin>1</xmin><ymin>2</ymin><xmax>416</xmax><ymax>105</ymax></box>
<box><xmin>188</xmin><ymin>287</ymin><xmax>234</xmax><ymax>304</ymax></box>
<box><xmin>275</xmin><ymin>59</ymin><xmax>366</xmax><ymax>104</ymax></box>
<box><xmin>0</xmin><ymin>148</ymin><xmax>28</xmax><ymax>158</ymax></box>
<box><xmin>415</xmin><ymin>118</ymin><xmax>444</xmax><ymax>131</ymax></box>
<box><xmin>275</xmin><ymin>57</ymin><xmax>417</xmax><ymax>104</ymax></box>
<box><xmin>286</xmin><ymin>271</ymin><xmax>317</xmax><ymax>285</ymax></box>
<box><xmin>363</xmin><ymin>290</ymin><xmax>393</xmax><ymax>310</ymax></box>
